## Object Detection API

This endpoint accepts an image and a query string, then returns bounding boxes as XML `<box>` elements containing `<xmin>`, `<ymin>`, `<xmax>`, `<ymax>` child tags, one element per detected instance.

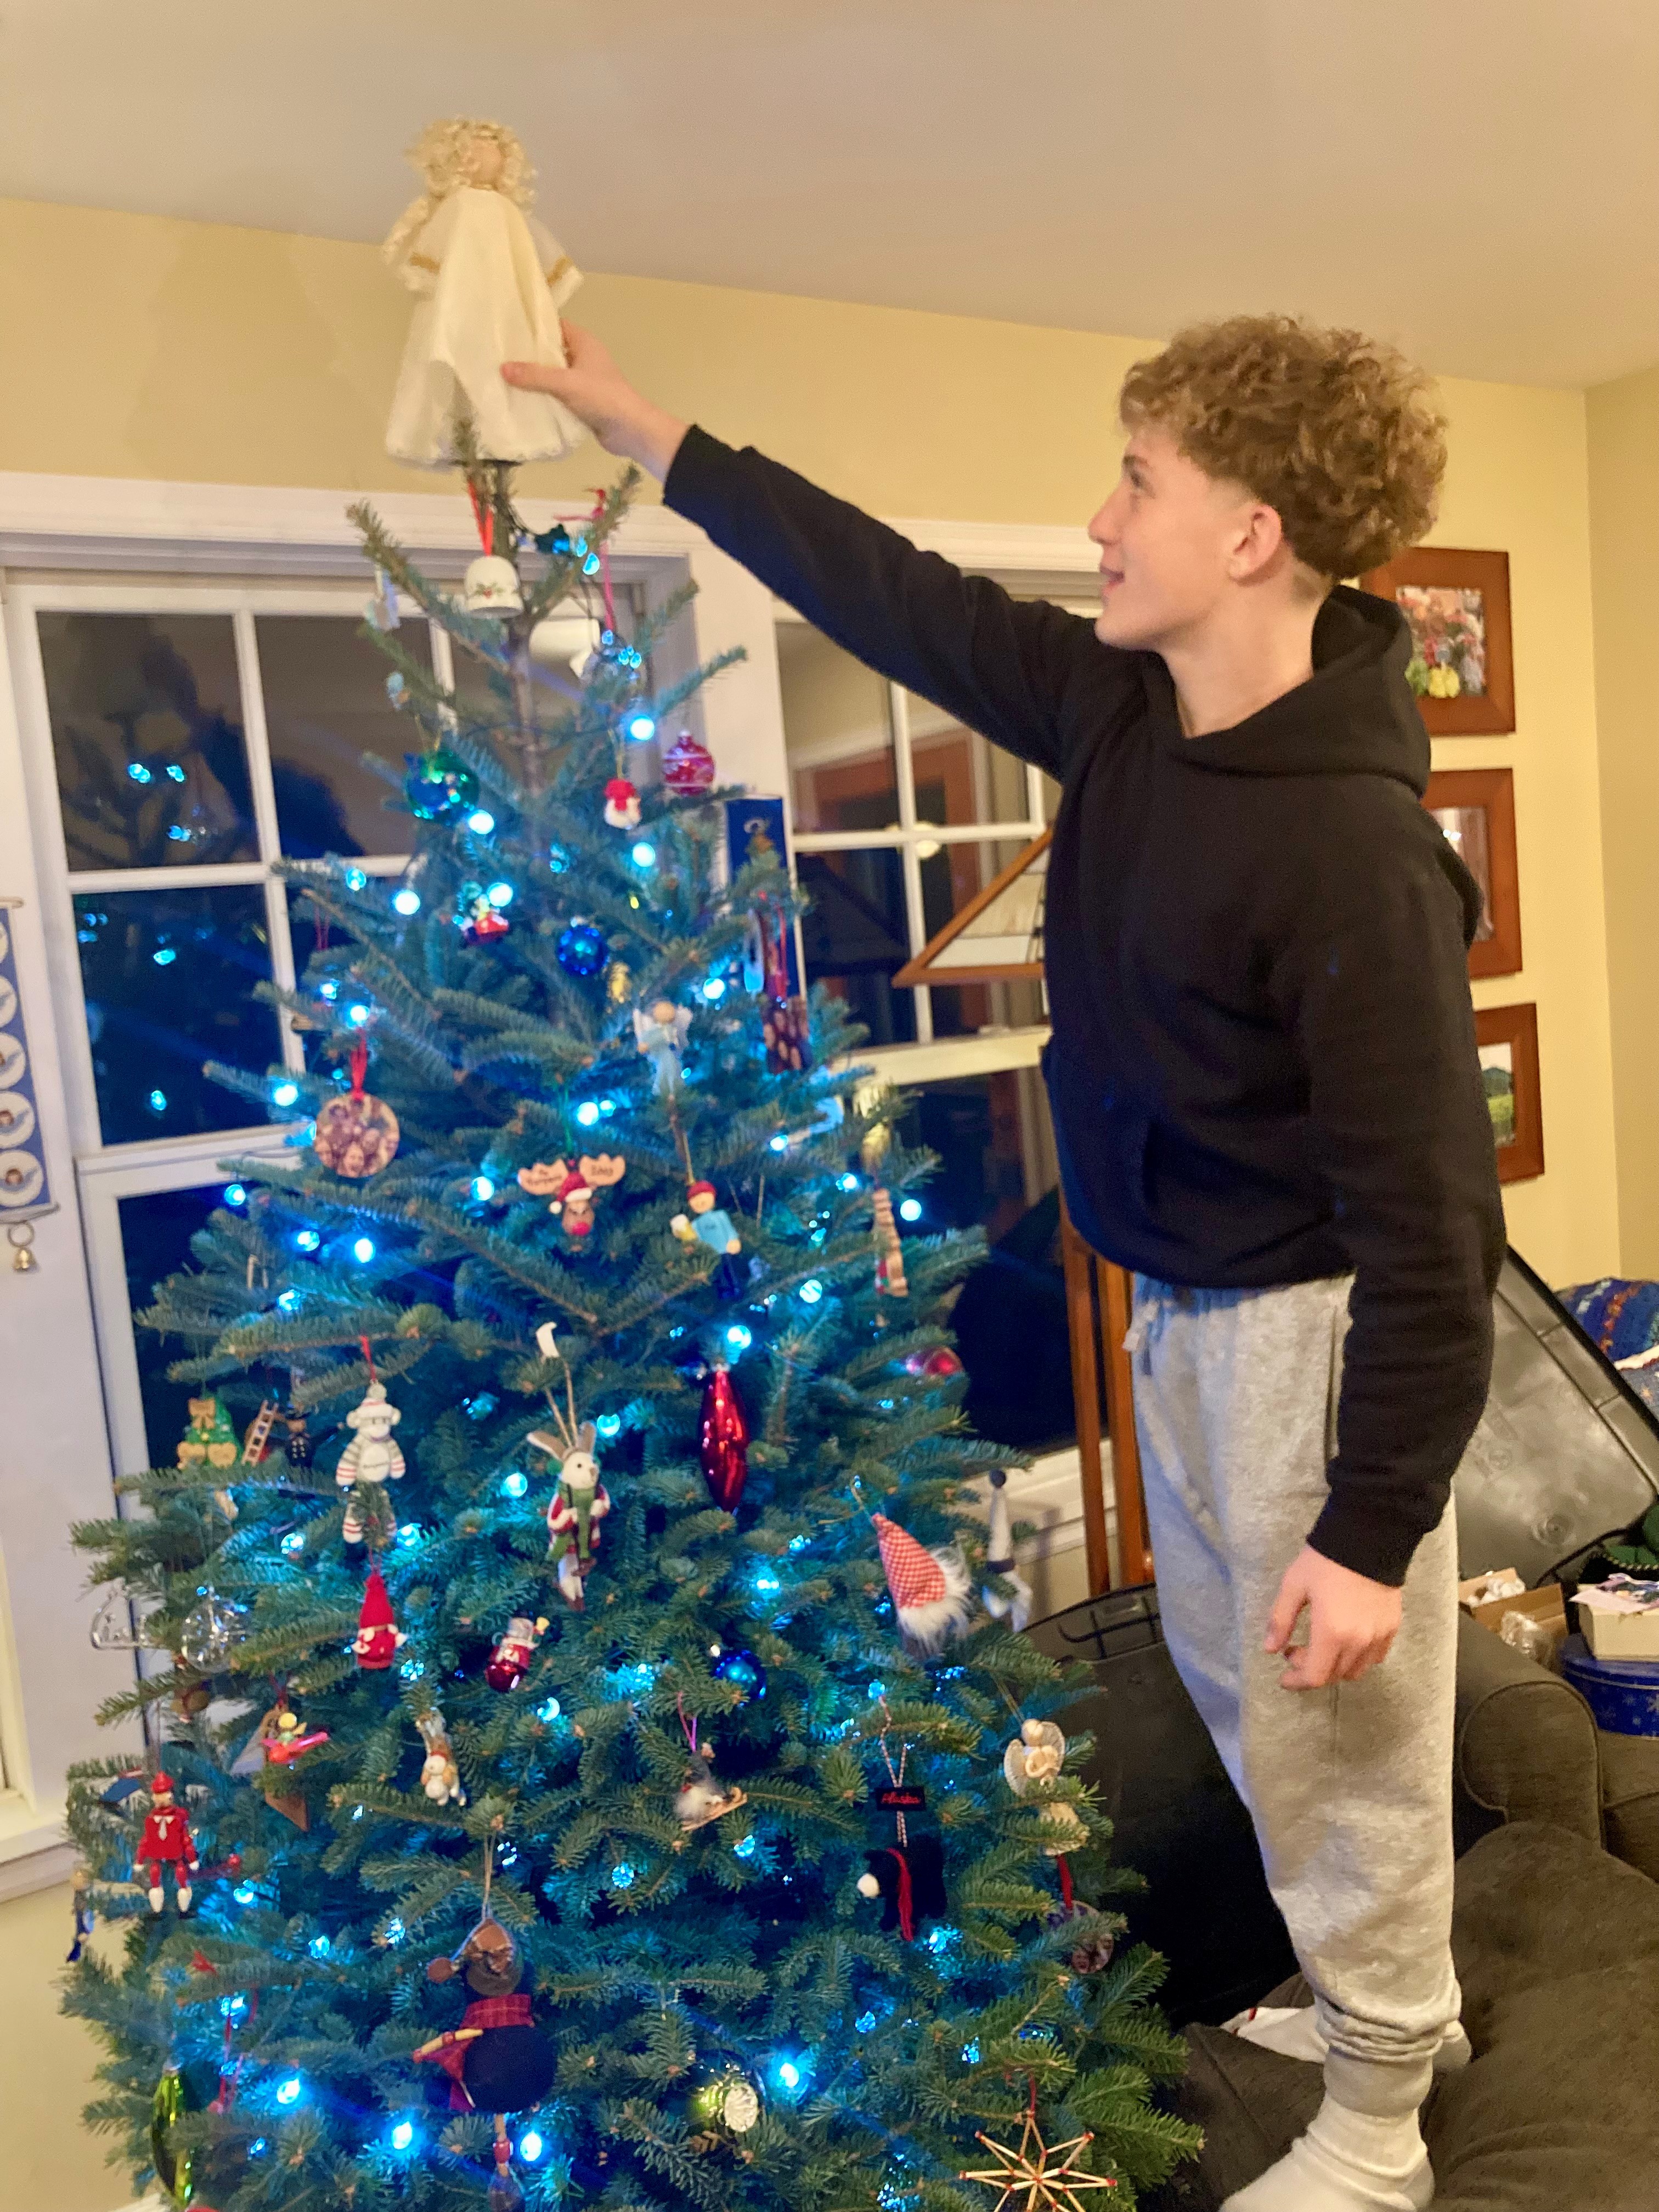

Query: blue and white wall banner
<box><xmin>723</xmin><ymin>796</ymin><xmax>802</xmax><ymax>995</ymax></box>
<box><xmin>0</xmin><ymin>902</ymin><xmax>55</xmax><ymax>1222</ymax></box>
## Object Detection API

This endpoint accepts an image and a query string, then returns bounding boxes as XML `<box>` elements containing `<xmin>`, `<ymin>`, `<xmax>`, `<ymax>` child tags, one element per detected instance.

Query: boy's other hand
<box><xmin>503</xmin><ymin>326</ymin><xmax>689</xmax><ymax>481</ymax></box>
<box><xmin>1265</xmin><ymin>1544</ymin><xmax>1403</xmax><ymax>1689</ymax></box>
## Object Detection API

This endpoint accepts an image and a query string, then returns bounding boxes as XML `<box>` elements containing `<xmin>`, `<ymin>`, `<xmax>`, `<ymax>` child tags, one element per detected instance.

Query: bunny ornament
<box><xmin>383</xmin><ymin>119</ymin><xmax>585</xmax><ymax>467</ymax></box>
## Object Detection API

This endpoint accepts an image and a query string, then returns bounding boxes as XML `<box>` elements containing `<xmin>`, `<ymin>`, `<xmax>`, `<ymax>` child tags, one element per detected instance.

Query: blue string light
<box><xmin>397</xmin><ymin>1523</ymin><xmax>422</xmax><ymax>1547</ymax></box>
<box><xmin>352</xmin><ymin>1236</ymin><xmax>375</xmax><ymax>1264</ymax></box>
<box><xmin>281</xmin><ymin>1532</ymin><xmax>305</xmax><ymax>1558</ymax></box>
<box><xmin>594</xmin><ymin>1413</ymin><xmax>622</xmax><ymax>1440</ymax></box>
<box><xmin>702</xmin><ymin>976</ymin><xmax>726</xmax><ymax>1001</ymax></box>
<box><xmin>574</xmin><ymin>1101</ymin><xmax>601</xmax><ymax>1127</ymax></box>
<box><xmin>344</xmin><ymin>867</ymin><xmax>368</xmax><ymax>891</ymax></box>
<box><xmin>166</xmin><ymin>763</ymin><xmax>187</xmax><ymax>783</ymax></box>
<box><xmin>799</xmin><ymin>1279</ymin><xmax>823</xmax><ymax>1305</ymax></box>
<box><xmin>626</xmin><ymin>713</ymin><xmax>656</xmax><ymax>742</ymax></box>
<box><xmin>152</xmin><ymin>947</ymin><xmax>177</xmax><ymax>966</ymax></box>
<box><xmin>470</xmin><ymin>1175</ymin><xmax>495</xmax><ymax>1201</ymax></box>
<box><xmin>855</xmin><ymin>2011</ymin><xmax>877</xmax><ymax>2034</ymax></box>
<box><xmin>500</xmin><ymin>1470</ymin><xmax>528</xmax><ymax>1499</ymax></box>
<box><xmin>486</xmin><ymin>881</ymin><xmax>514</xmax><ymax>908</ymax></box>
<box><xmin>392</xmin><ymin>887</ymin><xmax>421</xmax><ymax>916</ymax></box>
<box><xmin>223</xmin><ymin>1184</ymin><xmax>247</xmax><ymax>1207</ymax></box>
<box><xmin>899</xmin><ymin>1198</ymin><xmax>923</xmax><ymax>1222</ymax></box>
<box><xmin>725</xmin><ymin>1323</ymin><xmax>753</xmax><ymax>1354</ymax></box>
<box><xmin>611</xmin><ymin>1862</ymin><xmax>635</xmax><ymax>1889</ymax></box>
<box><xmin>466</xmin><ymin>809</ymin><xmax>495</xmax><ymax>836</ymax></box>
<box><xmin>733</xmin><ymin>1833</ymin><xmax>757</xmax><ymax>1859</ymax></box>
<box><xmin>839</xmin><ymin>1172</ymin><xmax>860</xmax><ymax>1191</ymax></box>
<box><xmin>275</xmin><ymin>2076</ymin><xmax>302</xmax><ymax>2106</ymax></box>
<box><xmin>537</xmin><ymin>1697</ymin><xmax>561</xmax><ymax>1722</ymax></box>
<box><xmin>519</xmin><ymin>2130</ymin><xmax>546</xmax><ymax>2163</ymax></box>
<box><xmin>630</xmin><ymin>840</ymin><xmax>656</xmax><ymax>869</ymax></box>
<box><xmin>347</xmin><ymin>1002</ymin><xmax>371</xmax><ymax>1026</ymax></box>
<box><xmin>127</xmin><ymin>762</ymin><xmax>152</xmax><ymax>783</ymax></box>
<box><xmin>147</xmin><ymin>1089</ymin><xmax>167</xmax><ymax>1115</ymax></box>
<box><xmin>390</xmin><ymin>2119</ymin><xmax>415</xmax><ymax>2151</ymax></box>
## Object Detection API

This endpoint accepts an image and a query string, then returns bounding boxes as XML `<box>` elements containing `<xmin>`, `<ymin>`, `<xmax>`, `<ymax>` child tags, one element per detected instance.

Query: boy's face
<box><xmin>1088</xmin><ymin>426</ymin><xmax>1276</xmax><ymax>653</ymax></box>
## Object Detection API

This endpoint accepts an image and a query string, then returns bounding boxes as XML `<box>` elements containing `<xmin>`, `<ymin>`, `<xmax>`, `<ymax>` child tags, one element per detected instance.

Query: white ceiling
<box><xmin>3</xmin><ymin>0</ymin><xmax>1656</xmax><ymax>389</ymax></box>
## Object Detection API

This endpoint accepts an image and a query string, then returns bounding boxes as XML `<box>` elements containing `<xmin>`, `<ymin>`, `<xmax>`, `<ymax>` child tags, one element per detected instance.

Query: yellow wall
<box><xmin>0</xmin><ymin>1882</ymin><xmax>127</xmax><ymax>2211</ymax></box>
<box><xmin>0</xmin><ymin>192</ymin><xmax>1630</xmax><ymax>2207</ymax></box>
<box><xmin>1587</xmin><ymin>366</ymin><xmax>1659</xmax><ymax>1274</ymax></box>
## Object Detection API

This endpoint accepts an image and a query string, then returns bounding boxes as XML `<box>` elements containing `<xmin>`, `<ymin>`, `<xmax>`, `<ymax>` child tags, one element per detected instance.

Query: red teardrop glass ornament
<box><xmin>699</xmin><ymin>1363</ymin><xmax>749</xmax><ymax>1510</ymax></box>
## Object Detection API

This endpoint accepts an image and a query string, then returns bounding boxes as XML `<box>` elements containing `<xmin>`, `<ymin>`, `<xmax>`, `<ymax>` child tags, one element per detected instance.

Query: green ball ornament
<box><xmin>404</xmin><ymin>749</ymin><xmax>480</xmax><ymax>821</ymax></box>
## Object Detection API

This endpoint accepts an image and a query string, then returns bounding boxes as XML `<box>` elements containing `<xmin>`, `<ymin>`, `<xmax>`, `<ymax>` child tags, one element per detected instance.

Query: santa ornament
<box><xmin>313</xmin><ymin>1040</ymin><xmax>401</xmax><ymax>1178</ymax></box>
<box><xmin>136</xmin><ymin>1774</ymin><xmax>199</xmax><ymax>1915</ymax></box>
<box><xmin>336</xmin><ymin>1361</ymin><xmax>406</xmax><ymax>1549</ymax></box>
<box><xmin>603</xmin><ymin>775</ymin><xmax>641</xmax><ymax>830</ymax></box>
<box><xmin>415</xmin><ymin>1909</ymin><xmax>556</xmax><ymax>2212</ymax></box>
<box><xmin>516</xmin><ymin>1152</ymin><xmax>625</xmax><ymax>1242</ymax></box>
<box><xmin>871</xmin><ymin>1512</ymin><xmax>972</xmax><ymax>1652</ymax></box>
<box><xmin>383</xmin><ymin>117</ymin><xmax>584</xmax><ymax>469</ymax></box>
<box><xmin>354</xmin><ymin>1566</ymin><xmax>407</xmax><ymax>1670</ymax></box>
<box><xmin>484</xmin><ymin>1615</ymin><xmax>548</xmax><ymax>1691</ymax></box>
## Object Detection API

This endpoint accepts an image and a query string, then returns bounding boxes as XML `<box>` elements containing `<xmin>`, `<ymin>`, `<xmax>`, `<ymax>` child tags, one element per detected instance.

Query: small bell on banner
<box><xmin>699</xmin><ymin>1362</ymin><xmax>749</xmax><ymax>1510</ymax></box>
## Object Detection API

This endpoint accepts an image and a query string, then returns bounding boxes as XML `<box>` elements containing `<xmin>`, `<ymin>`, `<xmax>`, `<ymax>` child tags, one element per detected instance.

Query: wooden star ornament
<box><xmin>960</xmin><ymin>2108</ymin><xmax>1118</xmax><ymax>2212</ymax></box>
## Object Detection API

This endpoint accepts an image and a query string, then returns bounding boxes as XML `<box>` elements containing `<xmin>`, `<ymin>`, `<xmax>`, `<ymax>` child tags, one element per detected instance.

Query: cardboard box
<box><xmin>1459</xmin><ymin>1572</ymin><xmax>1569</xmax><ymax>1660</ymax></box>
<box><xmin>1575</xmin><ymin>1599</ymin><xmax>1659</xmax><ymax>1662</ymax></box>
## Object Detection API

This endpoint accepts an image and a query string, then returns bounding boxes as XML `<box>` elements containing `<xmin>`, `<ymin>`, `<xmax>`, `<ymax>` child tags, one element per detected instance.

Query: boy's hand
<box><xmin>1264</xmin><ymin>1544</ymin><xmax>1403</xmax><ymax>1689</ymax></box>
<box><xmin>503</xmin><ymin>326</ymin><xmax>689</xmax><ymax>480</ymax></box>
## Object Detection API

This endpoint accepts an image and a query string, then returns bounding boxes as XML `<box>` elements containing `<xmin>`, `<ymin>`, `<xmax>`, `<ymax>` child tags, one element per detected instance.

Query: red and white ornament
<box><xmin>661</xmin><ymin>729</ymin><xmax>716</xmax><ymax>797</ymax></box>
<box><xmin>484</xmin><ymin>1615</ymin><xmax>548</xmax><ymax>1692</ymax></box>
<box><xmin>136</xmin><ymin>1774</ymin><xmax>200</xmax><ymax>1914</ymax></box>
<box><xmin>871</xmin><ymin>1513</ymin><xmax>972</xmax><ymax>1653</ymax></box>
<box><xmin>353</xmin><ymin>1565</ymin><xmax>407</xmax><ymax>1670</ymax></box>
<box><xmin>603</xmin><ymin>776</ymin><xmax>641</xmax><ymax>830</ymax></box>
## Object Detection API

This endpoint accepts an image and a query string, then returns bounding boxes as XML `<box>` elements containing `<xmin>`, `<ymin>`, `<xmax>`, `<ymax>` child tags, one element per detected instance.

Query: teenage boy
<box><xmin>504</xmin><ymin>314</ymin><xmax>1504</xmax><ymax>2212</ymax></box>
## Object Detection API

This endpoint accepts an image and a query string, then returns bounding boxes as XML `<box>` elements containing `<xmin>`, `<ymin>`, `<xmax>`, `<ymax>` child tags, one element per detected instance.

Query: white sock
<box><xmin>148</xmin><ymin>1884</ymin><xmax>164</xmax><ymax>1914</ymax></box>
<box><xmin>174</xmin><ymin>1883</ymin><xmax>191</xmax><ymax>1914</ymax></box>
<box><xmin>1222</xmin><ymin>2092</ymin><xmax>1434</xmax><ymax>2212</ymax></box>
<box><xmin>1222</xmin><ymin>2004</ymin><xmax>1472</xmax><ymax>2074</ymax></box>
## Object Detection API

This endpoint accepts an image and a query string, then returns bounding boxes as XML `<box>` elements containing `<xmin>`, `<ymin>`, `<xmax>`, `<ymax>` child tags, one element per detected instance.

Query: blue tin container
<box><xmin>1561</xmin><ymin>1633</ymin><xmax>1659</xmax><ymax>1737</ymax></box>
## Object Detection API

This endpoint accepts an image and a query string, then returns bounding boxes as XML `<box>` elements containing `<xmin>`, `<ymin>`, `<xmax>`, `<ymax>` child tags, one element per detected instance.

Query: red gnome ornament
<box><xmin>871</xmin><ymin>1513</ymin><xmax>972</xmax><ymax>1654</ymax></box>
<box><xmin>353</xmin><ymin>1565</ymin><xmax>407</xmax><ymax>1670</ymax></box>
<box><xmin>698</xmin><ymin>1362</ymin><xmax>749</xmax><ymax>1510</ymax></box>
<box><xmin>602</xmin><ymin>775</ymin><xmax>640</xmax><ymax>829</ymax></box>
<box><xmin>137</xmin><ymin>1773</ymin><xmax>199</xmax><ymax>1914</ymax></box>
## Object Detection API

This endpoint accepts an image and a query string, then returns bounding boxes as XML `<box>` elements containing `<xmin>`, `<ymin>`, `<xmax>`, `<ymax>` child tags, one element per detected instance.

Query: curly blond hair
<box><xmin>382</xmin><ymin>119</ymin><xmax>536</xmax><ymax>268</ymax></box>
<box><xmin>1118</xmin><ymin>315</ymin><xmax>1447</xmax><ymax>580</ymax></box>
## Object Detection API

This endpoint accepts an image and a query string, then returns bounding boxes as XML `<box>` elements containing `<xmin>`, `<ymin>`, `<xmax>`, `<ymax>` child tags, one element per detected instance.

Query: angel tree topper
<box><xmin>383</xmin><ymin>119</ymin><xmax>585</xmax><ymax>467</ymax></box>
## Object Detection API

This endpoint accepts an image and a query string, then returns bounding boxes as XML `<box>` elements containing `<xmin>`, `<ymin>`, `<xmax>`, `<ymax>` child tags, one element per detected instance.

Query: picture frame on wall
<box><xmin>1361</xmin><ymin>547</ymin><xmax>1515</xmax><ymax>735</ymax></box>
<box><xmin>1424</xmin><ymin>767</ymin><xmax>1522</xmax><ymax>978</ymax></box>
<box><xmin>1475</xmin><ymin>1002</ymin><xmax>1543</xmax><ymax>1184</ymax></box>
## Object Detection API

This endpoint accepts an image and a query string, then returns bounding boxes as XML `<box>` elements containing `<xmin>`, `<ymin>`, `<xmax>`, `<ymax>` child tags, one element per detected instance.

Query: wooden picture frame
<box><xmin>1424</xmin><ymin>767</ymin><xmax>1521</xmax><ymax>979</ymax></box>
<box><xmin>1475</xmin><ymin>1002</ymin><xmax>1543</xmax><ymax>1183</ymax></box>
<box><xmin>1360</xmin><ymin>547</ymin><xmax>1515</xmax><ymax>735</ymax></box>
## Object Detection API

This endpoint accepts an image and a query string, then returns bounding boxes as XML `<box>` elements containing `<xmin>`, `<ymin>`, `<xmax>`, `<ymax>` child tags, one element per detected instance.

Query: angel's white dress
<box><xmin>385</xmin><ymin>187</ymin><xmax>586</xmax><ymax>466</ymax></box>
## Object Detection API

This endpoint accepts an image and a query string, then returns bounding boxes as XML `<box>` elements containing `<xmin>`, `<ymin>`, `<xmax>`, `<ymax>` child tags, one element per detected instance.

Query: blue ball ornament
<box><xmin>556</xmin><ymin>919</ymin><xmax>608</xmax><ymax>978</ymax></box>
<box><xmin>713</xmin><ymin>1648</ymin><xmax>767</xmax><ymax>1703</ymax></box>
<box><xmin>404</xmin><ymin>749</ymin><xmax>480</xmax><ymax>821</ymax></box>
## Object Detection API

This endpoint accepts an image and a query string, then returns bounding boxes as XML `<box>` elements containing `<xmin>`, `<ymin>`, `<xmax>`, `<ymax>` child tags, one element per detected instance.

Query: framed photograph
<box><xmin>1360</xmin><ymin>548</ymin><xmax>1514</xmax><ymax>735</ymax></box>
<box><xmin>1475</xmin><ymin>1002</ymin><xmax>1543</xmax><ymax>1183</ymax></box>
<box><xmin>1424</xmin><ymin>767</ymin><xmax>1521</xmax><ymax>978</ymax></box>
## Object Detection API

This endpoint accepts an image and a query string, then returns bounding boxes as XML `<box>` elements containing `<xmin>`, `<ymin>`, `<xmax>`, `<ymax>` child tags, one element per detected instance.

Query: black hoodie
<box><xmin>665</xmin><ymin>427</ymin><xmax>1505</xmax><ymax>1585</ymax></box>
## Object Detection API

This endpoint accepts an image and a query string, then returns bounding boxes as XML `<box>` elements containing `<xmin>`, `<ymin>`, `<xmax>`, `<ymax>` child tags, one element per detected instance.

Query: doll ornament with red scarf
<box><xmin>415</xmin><ymin>1916</ymin><xmax>554</xmax><ymax>2209</ymax></box>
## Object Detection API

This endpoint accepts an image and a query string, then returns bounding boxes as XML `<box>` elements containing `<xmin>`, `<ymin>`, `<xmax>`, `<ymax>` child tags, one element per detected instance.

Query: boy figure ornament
<box><xmin>137</xmin><ymin>1773</ymin><xmax>198</xmax><ymax>1915</ymax></box>
<box><xmin>505</xmin><ymin>314</ymin><xmax>1505</xmax><ymax>2212</ymax></box>
<box><xmin>383</xmin><ymin>119</ymin><xmax>585</xmax><ymax>467</ymax></box>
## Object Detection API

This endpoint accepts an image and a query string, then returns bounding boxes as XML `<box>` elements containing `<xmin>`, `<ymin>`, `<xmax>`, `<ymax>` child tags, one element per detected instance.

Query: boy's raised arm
<box><xmin>505</xmin><ymin>329</ymin><xmax>1116</xmax><ymax>778</ymax></box>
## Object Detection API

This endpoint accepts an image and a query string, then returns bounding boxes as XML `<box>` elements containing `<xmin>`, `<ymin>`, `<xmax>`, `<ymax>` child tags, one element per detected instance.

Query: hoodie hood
<box><xmin>1149</xmin><ymin>585</ymin><xmax>1430</xmax><ymax>793</ymax></box>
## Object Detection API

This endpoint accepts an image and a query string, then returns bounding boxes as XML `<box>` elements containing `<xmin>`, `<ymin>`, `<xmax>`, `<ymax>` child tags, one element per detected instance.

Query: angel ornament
<box><xmin>384</xmin><ymin>118</ymin><xmax>585</xmax><ymax>468</ymax></box>
<box><xmin>1004</xmin><ymin>1719</ymin><xmax>1087</xmax><ymax>1855</ymax></box>
<box><xmin>632</xmin><ymin>998</ymin><xmax>693</xmax><ymax>1096</ymax></box>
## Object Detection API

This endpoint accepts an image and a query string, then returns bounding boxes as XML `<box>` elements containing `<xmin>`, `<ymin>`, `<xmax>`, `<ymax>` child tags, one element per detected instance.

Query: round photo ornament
<box><xmin>313</xmin><ymin>1040</ymin><xmax>400</xmax><ymax>1179</ymax></box>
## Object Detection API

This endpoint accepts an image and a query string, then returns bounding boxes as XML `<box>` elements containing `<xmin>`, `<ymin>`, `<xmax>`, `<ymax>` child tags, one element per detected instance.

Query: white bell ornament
<box><xmin>463</xmin><ymin>554</ymin><xmax>524</xmax><ymax>616</ymax></box>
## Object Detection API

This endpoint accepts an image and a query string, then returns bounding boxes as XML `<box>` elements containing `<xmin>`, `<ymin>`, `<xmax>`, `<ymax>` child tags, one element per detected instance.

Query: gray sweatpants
<box><xmin>1126</xmin><ymin>1272</ymin><xmax>1460</xmax><ymax>2110</ymax></box>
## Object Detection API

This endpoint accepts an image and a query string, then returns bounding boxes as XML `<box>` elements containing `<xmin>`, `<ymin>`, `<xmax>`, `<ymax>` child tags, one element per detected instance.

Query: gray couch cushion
<box><xmin>1452</xmin><ymin>1611</ymin><xmax>1601</xmax><ymax>1852</ymax></box>
<box><xmin>1159</xmin><ymin>1822</ymin><xmax>1659</xmax><ymax>2211</ymax></box>
<box><xmin>1596</xmin><ymin>1725</ymin><xmax>1659</xmax><ymax>1884</ymax></box>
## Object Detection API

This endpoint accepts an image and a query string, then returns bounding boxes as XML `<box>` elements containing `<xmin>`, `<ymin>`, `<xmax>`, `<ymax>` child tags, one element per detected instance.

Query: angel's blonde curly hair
<box><xmin>1119</xmin><ymin>315</ymin><xmax>1448</xmax><ymax>580</ymax></box>
<box><xmin>382</xmin><ymin>118</ymin><xmax>537</xmax><ymax>267</ymax></box>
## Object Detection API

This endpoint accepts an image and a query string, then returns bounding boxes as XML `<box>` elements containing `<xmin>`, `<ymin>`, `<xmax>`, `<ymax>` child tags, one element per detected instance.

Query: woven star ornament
<box><xmin>871</xmin><ymin>1513</ymin><xmax>972</xmax><ymax>1652</ymax></box>
<box><xmin>960</xmin><ymin>2108</ymin><xmax>1118</xmax><ymax>2212</ymax></box>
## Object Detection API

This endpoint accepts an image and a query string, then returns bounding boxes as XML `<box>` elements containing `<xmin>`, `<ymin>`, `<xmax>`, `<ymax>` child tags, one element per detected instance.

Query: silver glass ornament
<box><xmin>179</xmin><ymin>1590</ymin><xmax>249</xmax><ymax>1672</ymax></box>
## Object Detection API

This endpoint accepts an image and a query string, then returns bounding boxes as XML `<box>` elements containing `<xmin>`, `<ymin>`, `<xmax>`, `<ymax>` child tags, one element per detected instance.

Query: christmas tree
<box><xmin>63</xmin><ymin>454</ymin><xmax>1199</xmax><ymax>2212</ymax></box>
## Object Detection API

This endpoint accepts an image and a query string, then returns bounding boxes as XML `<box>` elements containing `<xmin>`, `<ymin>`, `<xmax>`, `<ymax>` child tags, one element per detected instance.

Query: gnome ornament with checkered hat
<box><xmin>871</xmin><ymin>1512</ymin><xmax>972</xmax><ymax>1652</ymax></box>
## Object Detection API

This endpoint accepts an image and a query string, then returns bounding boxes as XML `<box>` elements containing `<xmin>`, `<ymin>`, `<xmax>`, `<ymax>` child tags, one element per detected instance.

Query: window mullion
<box><xmin>887</xmin><ymin>681</ymin><xmax>933</xmax><ymax>1044</ymax></box>
<box><xmin>233</xmin><ymin>608</ymin><xmax>303</xmax><ymax>1075</ymax></box>
<box><xmin>1024</xmin><ymin>760</ymin><xmax>1047</xmax><ymax>831</ymax></box>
